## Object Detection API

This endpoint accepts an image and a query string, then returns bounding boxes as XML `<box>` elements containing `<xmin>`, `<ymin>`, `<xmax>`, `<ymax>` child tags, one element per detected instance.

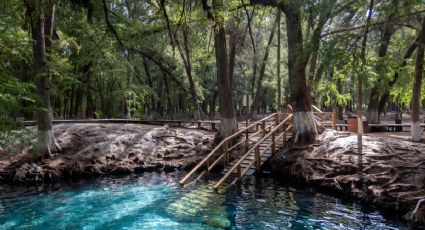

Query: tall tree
<box><xmin>161</xmin><ymin>0</ymin><xmax>203</xmax><ymax>120</ymax></box>
<box><xmin>411</xmin><ymin>18</ymin><xmax>425</xmax><ymax>142</ymax></box>
<box><xmin>250</xmin><ymin>12</ymin><xmax>279</xmax><ymax>118</ymax></box>
<box><xmin>24</xmin><ymin>0</ymin><xmax>57</xmax><ymax>158</ymax></box>
<box><xmin>203</xmin><ymin>0</ymin><xmax>237</xmax><ymax>138</ymax></box>
<box><xmin>252</xmin><ymin>0</ymin><xmax>338</xmax><ymax>144</ymax></box>
<box><xmin>366</xmin><ymin>2</ymin><xmax>397</xmax><ymax>124</ymax></box>
<box><xmin>276</xmin><ymin>9</ymin><xmax>282</xmax><ymax>112</ymax></box>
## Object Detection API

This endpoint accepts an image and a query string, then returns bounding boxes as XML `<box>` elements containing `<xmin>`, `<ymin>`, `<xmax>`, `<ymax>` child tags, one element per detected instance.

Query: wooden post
<box><xmin>197</xmin><ymin>121</ymin><xmax>201</xmax><ymax>128</ymax></box>
<box><xmin>255</xmin><ymin>146</ymin><xmax>260</xmax><ymax>171</ymax></box>
<box><xmin>320</xmin><ymin>113</ymin><xmax>324</xmax><ymax>127</ymax></box>
<box><xmin>274</xmin><ymin>113</ymin><xmax>279</xmax><ymax>126</ymax></box>
<box><xmin>271</xmin><ymin>132</ymin><xmax>276</xmax><ymax>155</ymax></box>
<box><xmin>211</xmin><ymin>123</ymin><xmax>215</xmax><ymax>131</ymax></box>
<box><xmin>332</xmin><ymin>112</ymin><xmax>337</xmax><ymax>130</ymax></box>
<box><xmin>261</xmin><ymin>121</ymin><xmax>266</xmax><ymax>137</ymax></box>
<box><xmin>237</xmin><ymin>165</ymin><xmax>242</xmax><ymax>180</ymax></box>
<box><xmin>205</xmin><ymin>160</ymin><xmax>210</xmax><ymax>176</ymax></box>
<box><xmin>223</xmin><ymin>142</ymin><xmax>229</xmax><ymax>165</ymax></box>
<box><xmin>245</xmin><ymin>128</ymin><xmax>249</xmax><ymax>151</ymax></box>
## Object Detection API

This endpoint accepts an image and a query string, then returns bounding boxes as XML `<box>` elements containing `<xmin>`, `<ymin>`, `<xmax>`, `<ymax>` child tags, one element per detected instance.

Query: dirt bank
<box><xmin>0</xmin><ymin>123</ymin><xmax>215</xmax><ymax>184</ymax></box>
<box><xmin>271</xmin><ymin>130</ymin><xmax>425</xmax><ymax>225</ymax></box>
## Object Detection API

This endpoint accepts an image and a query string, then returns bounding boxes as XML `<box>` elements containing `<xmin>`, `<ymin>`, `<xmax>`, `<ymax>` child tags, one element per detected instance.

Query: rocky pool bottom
<box><xmin>0</xmin><ymin>172</ymin><xmax>415</xmax><ymax>229</ymax></box>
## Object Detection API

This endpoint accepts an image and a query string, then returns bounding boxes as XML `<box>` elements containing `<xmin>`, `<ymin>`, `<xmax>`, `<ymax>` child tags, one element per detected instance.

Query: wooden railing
<box><xmin>179</xmin><ymin>106</ymin><xmax>336</xmax><ymax>188</ymax></box>
<box><xmin>179</xmin><ymin>112</ymin><xmax>286</xmax><ymax>186</ymax></box>
<box><xmin>312</xmin><ymin>105</ymin><xmax>336</xmax><ymax>130</ymax></box>
<box><xmin>213</xmin><ymin>114</ymin><xmax>293</xmax><ymax>189</ymax></box>
<box><xmin>19</xmin><ymin>119</ymin><xmax>222</xmax><ymax>131</ymax></box>
<box><xmin>313</xmin><ymin>112</ymin><xmax>336</xmax><ymax>129</ymax></box>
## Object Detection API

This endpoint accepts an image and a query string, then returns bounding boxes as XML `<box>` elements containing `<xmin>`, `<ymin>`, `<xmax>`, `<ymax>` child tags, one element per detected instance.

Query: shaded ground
<box><xmin>0</xmin><ymin>123</ymin><xmax>215</xmax><ymax>184</ymax></box>
<box><xmin>271</xmin><ymin>130</ymin><xmax>425</xmax><ymax>225</ymax></box>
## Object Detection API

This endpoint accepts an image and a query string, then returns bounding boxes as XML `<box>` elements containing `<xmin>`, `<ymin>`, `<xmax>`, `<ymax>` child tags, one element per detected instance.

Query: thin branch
<box><xmin>241</xmin><ymin>0</ymin><xmax>257</xmax><ymax>53</ymax></box>
<box><xmin>101</xmin><ymin>0</ymin><xmax>186</xmax><ymax>92</ymax></box>
<box><xmin>159</xmin><ymin>0</ymin><xmax>175</xmax><ymax>54</ymax></box>
<box><xmin>322</xmin><ymin>10</ymin><xmax>425</xmax><ymax>37</ymax></box>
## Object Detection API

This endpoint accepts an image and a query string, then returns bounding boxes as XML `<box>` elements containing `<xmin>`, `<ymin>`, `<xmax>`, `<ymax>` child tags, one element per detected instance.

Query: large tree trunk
<box><xmin>284</xmin><ymin>8</ymin><xmax>317</xmax><ymax>145</ymax></box>
<box><xmin>250</xmin><ymin>12</ymin><xmax>279</xmax><ymax>118</ymax></box>
<box><xmin>212</xmin><ymin>0</ymin><xmax>237</xmax><ymax>138</ymax></box>
<box><xmin>228</xmin><ymin>20</ymin><xmax>238</xmax><ymax>89</ymax></box>
<box><xmin>411</xmin><ymin>18</ymin><xmax>425</xmax><ymax>142</ymax></box>
<box><xmin>27</xmin><ymin>0</ymin><xmax>57</xmax><ymax>158</ymax></box>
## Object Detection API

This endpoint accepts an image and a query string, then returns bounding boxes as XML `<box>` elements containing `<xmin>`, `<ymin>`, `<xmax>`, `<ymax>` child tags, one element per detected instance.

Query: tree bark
<box><xmin>26</xmin><ymin>0</ymin><xmax>57</xmax><ymax>158</ymax></box>
<box><xmin>276</xmin><ymin>10</ymin><xmax>282</xmax><ymax>111</ymax></box>
<box><xmin>254</xmin><ymin>0</ymin><xmax>335</xmax><ymax>145</ymax></box>
<box><xmin>228</xmin><ymin>20</ymin><xmax>238</xmax><ymax>89</ymax></box>
<box><xmin>284</xmin><ymin>7</ymin><xmax>317</xmax><ymax>145</ymax></box>
<box><xmin>411</xmin><ymin>18</ymin><xmax>425</xmax><ymax>142</ymax></box>
<box><xmin>211</xmin><ymin>0</ymin><xmax>237</xmax><ymax>138</ymax></box>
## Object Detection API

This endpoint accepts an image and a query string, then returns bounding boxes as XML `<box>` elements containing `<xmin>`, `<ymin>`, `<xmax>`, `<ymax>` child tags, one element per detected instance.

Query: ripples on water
<box><xmin>0</xmin><ymin>172</ymin><xmax>409</xmax><ymax>229</ymax></box>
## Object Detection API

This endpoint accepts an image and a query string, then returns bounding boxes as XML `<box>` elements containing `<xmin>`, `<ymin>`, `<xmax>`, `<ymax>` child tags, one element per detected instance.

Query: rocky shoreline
<box><xmin>0</xmin><ymin>123</ymin><xmax>215</xmax><ymax>185</ymax></box>
<box><xmin>2</xmin><ymin>124</ymin><xmax>424</xmax><ymax>226</ymax></box>
<box><xmin>270</xmin><ymin>130</ymin><xmax>425</xmax><ymax>225</ymax></box>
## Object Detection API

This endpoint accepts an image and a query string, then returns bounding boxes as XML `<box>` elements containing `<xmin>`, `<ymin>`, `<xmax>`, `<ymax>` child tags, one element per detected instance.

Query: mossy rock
<box><xmin>206</xmin><ymin>215</ymin><xmax>231</xmax><ymax>229</ymax></box>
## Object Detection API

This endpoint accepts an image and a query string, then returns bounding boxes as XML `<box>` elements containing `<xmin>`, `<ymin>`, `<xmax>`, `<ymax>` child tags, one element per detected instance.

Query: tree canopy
<box><xmin>1</xmin><ymin>0</ymin><xmax>424</xmax><ymax>147</ymax></box>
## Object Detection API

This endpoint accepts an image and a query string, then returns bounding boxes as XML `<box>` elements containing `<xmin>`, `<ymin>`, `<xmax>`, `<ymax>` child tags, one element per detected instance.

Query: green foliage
<box><xmin>316</xmin><ymin>73</ymin><xmax>351</xmax><ymax>107</ymax></box>
<box><xmin>0</xmin><ymin>128</ymin><xmax>33</xmax><ymax>156</ymax></box>
<box><xmin>0</xmin><ymin>0</ymin><xmax>423</xmax><ymax>125</ymax></box>
<box><xmin>0</xmin><ymin>1</ymin><xmax>36</xmax><ymax>128</ymax></box>
<box><xmin>390</xmin><ymin>61</ymin><xmax>417</xmax><ymax>106</ymax></box>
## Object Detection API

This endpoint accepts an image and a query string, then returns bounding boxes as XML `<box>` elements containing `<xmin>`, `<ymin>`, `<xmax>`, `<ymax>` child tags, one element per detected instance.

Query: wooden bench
<box><xmin>368</xmin><ymin>123</ymin><xmax>425</xmax><ymax>132</ymax></box>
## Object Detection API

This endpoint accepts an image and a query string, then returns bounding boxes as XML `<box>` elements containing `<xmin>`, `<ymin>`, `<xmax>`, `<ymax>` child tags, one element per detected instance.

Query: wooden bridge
<box><xmin>179</xmin><ymin>108</ymin><xmax>336</xmax><ymax>190</ymax></box>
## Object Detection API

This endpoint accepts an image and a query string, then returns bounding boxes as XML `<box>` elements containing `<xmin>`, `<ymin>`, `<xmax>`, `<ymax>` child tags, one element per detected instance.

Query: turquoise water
<box><xmin>0</xmin><ymin>172</ymin><xmax>409</xmax><ymax>229</ymax></box>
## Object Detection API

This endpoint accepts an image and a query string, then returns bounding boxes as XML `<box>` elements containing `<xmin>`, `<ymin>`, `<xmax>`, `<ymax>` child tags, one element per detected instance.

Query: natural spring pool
<box><xmin>0</xmin><ymin>172</ymin><xmax>410</xmax><ymax>229</ymax></box>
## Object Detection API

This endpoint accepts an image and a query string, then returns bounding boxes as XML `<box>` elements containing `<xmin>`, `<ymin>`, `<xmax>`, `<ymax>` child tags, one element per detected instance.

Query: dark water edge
<box><xmin>0</xmin><ymin>171</ymin><xmax>422</xmax><ymax>229</ymax></box>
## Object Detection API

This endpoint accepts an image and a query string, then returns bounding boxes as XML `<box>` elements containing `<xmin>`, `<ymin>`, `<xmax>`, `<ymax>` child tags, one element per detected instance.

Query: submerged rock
<box><xmin>206</xmin><ymin>216</ymin><xmax>231</xmax><ymax>229</ymax></box>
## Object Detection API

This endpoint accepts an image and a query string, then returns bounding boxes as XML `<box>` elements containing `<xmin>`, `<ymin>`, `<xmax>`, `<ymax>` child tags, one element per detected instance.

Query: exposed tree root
<box><xmin>0</xmin><ymin>123</ymin><xmax>215</xmax><ymax>184</ymax></box>
<box><xmin>271</xmin><ymin>130</ymin><xmax>425</xmax><ymax>225</ymax></box>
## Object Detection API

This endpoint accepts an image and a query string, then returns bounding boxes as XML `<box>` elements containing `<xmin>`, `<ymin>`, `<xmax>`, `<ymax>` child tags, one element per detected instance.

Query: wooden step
<box><xmin>216</xmin><ymin>128</ymin><xmax>293</xmax><ymax>185</ymax></box>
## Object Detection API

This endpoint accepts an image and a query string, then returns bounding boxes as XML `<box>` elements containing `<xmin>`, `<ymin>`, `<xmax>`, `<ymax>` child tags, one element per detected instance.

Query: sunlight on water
<box><xmin>0</xmin><ymin>172</ymin><xmax>408</xmax><ymax>230</ymax></box>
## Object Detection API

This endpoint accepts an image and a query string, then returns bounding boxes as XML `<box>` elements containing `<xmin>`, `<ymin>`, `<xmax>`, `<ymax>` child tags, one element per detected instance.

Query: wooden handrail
<box><xmin>179</xmin><ymin>113</ymin><xmax>282</xmax><ymax>185</ymax></box>
<box><xmin>313</xmin><ymin>111</ymin><xmax>337</xmax><ymax>130</ymax></box>
<box><xmin>231</xmin><ymin>125</ymin><xmax>293</xmax><ymax>186</ymax></box>
<box><xmin>312</xmin><ymin>105</ymin><xmax>322</xmax><ymax>113</ymax></box>
<box><xmin>181</xmin><ymin>120</ymin><xmax>279</xmax><ymax>187</ymax></box>
<box><xmin>213</xmin><ymin>114</ymin><xmax>294</xmax><ymax>189</ymax></box>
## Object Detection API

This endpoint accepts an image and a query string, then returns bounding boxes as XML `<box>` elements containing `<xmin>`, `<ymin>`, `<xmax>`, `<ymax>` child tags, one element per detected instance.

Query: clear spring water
<box><xmin>0</xmin><ymin>172</ymin><xmax>410</xmax><ymax>229</ymax></box>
